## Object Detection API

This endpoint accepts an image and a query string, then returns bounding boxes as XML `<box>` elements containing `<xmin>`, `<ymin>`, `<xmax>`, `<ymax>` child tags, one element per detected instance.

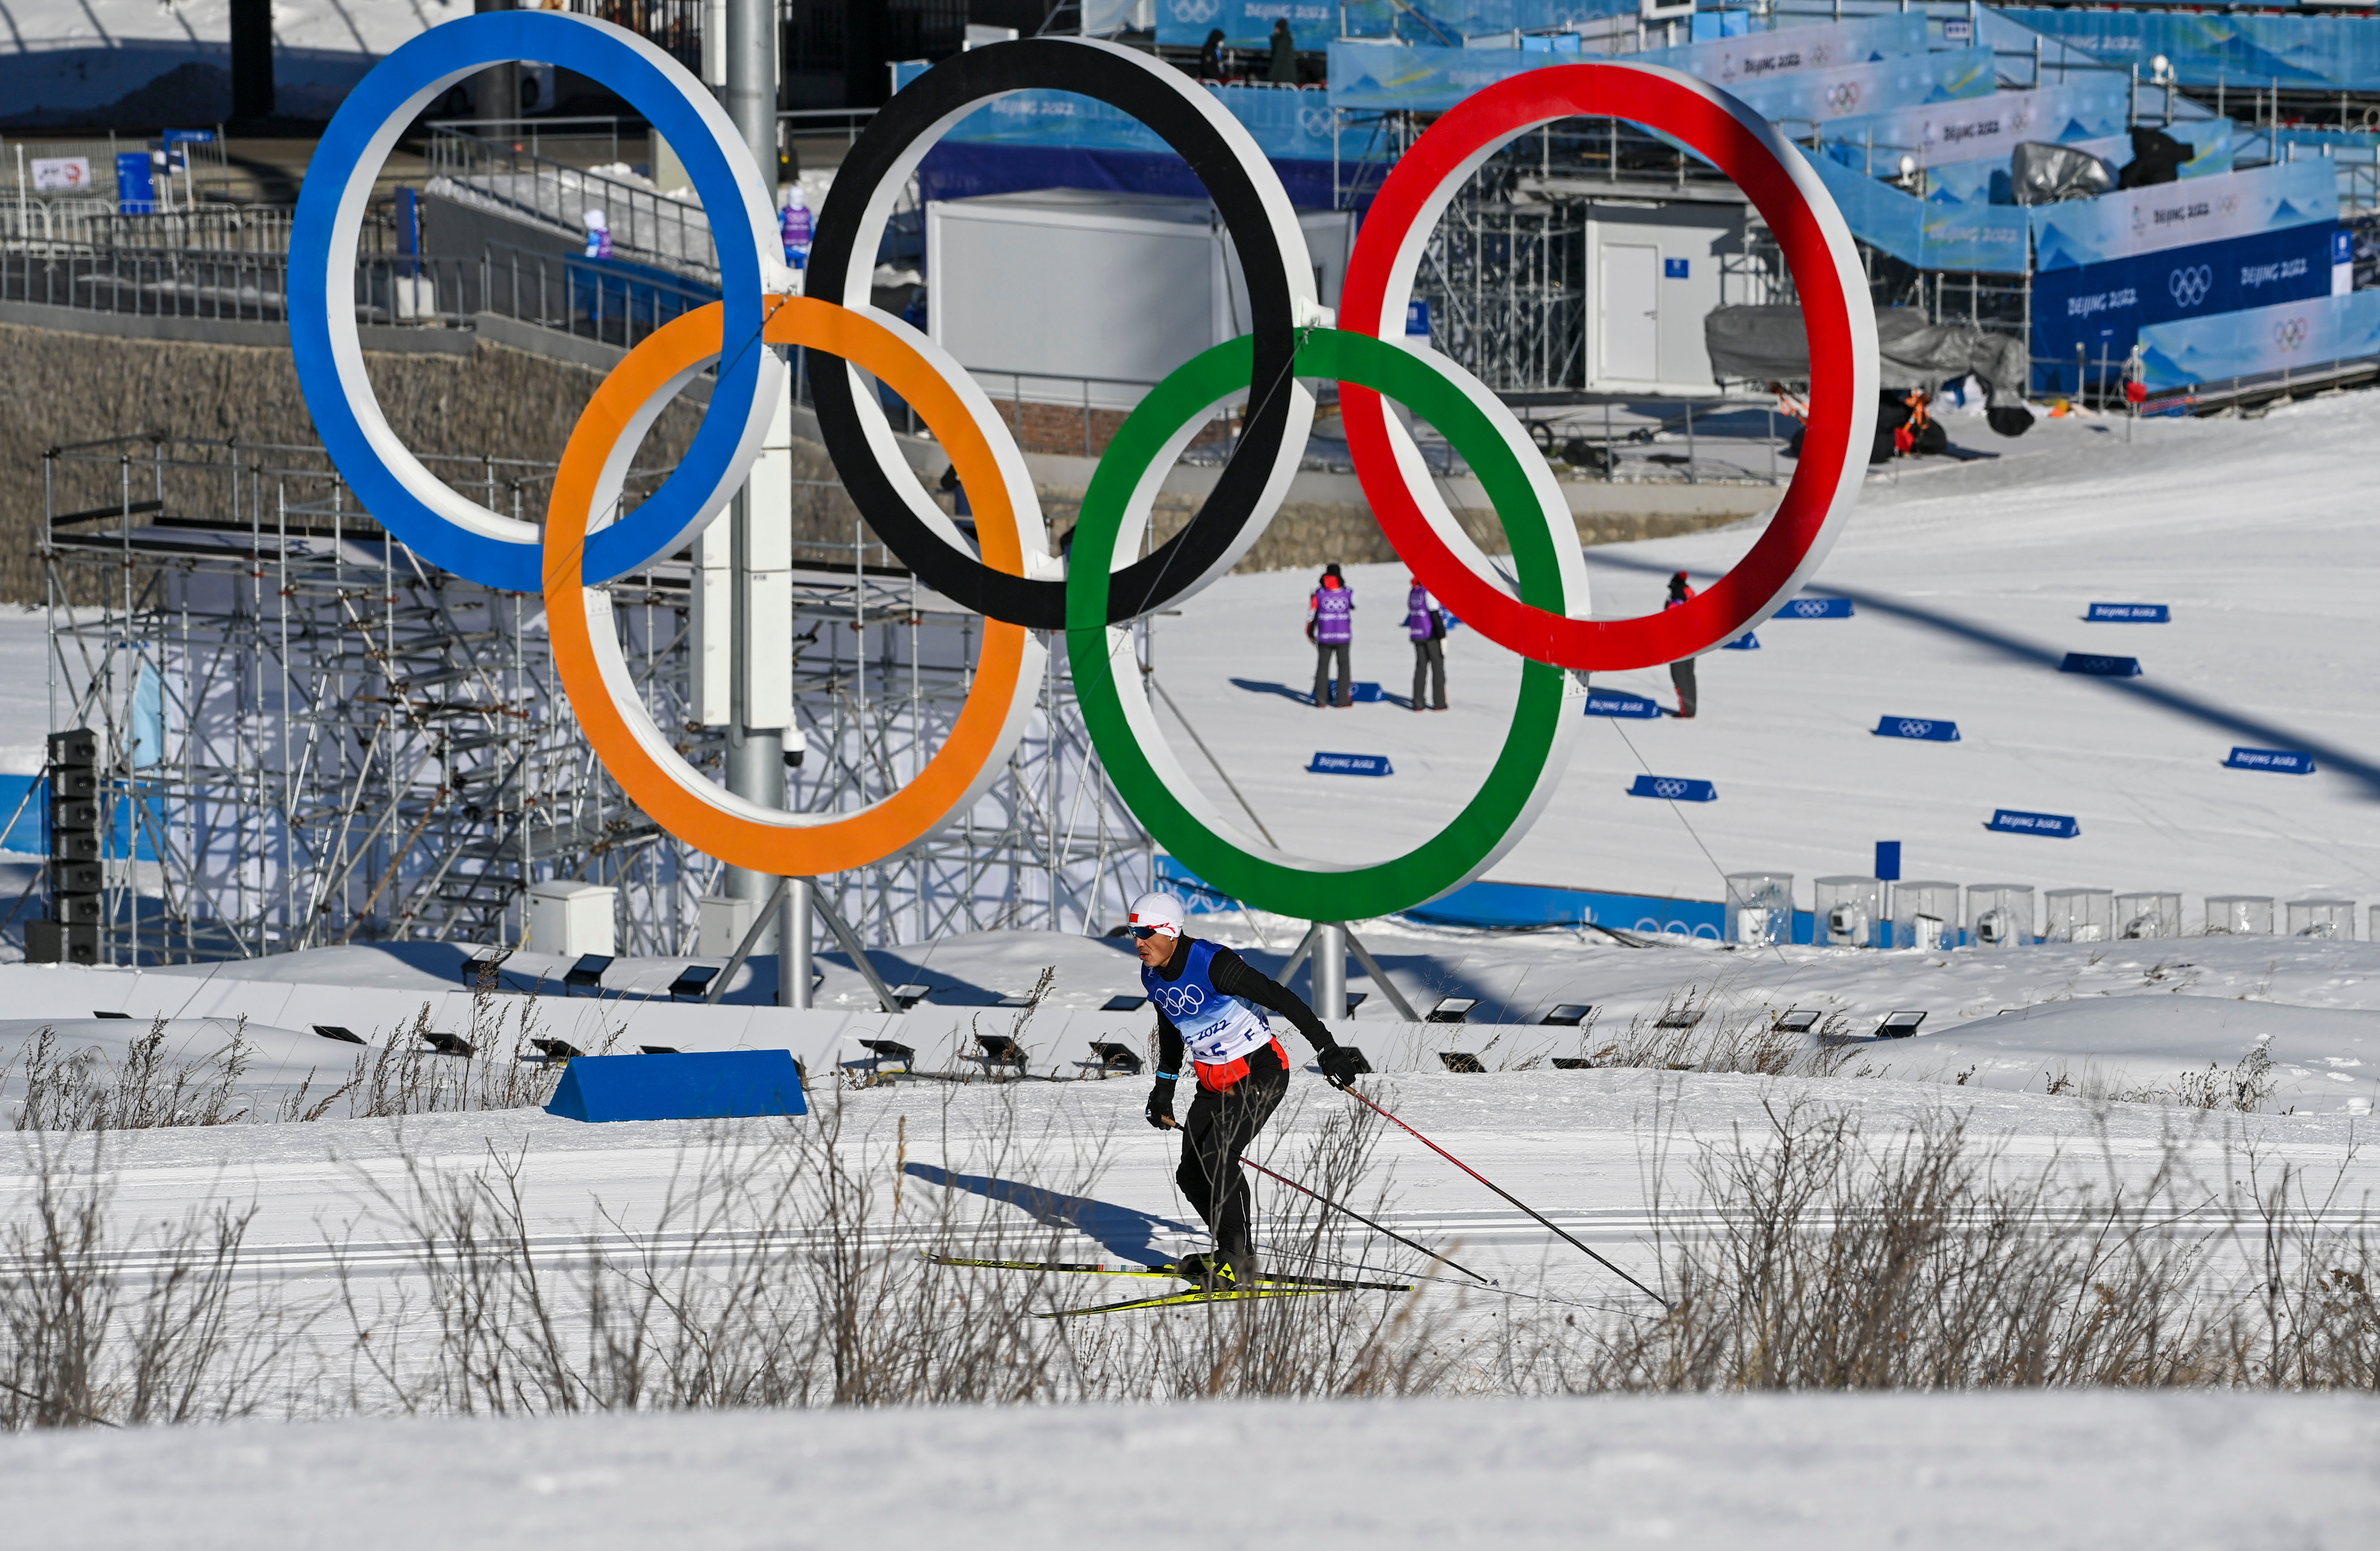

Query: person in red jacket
<box><xmin>1664</xmin><ymin>572</ymin><xmax>1698</xmax><ymax>718</ymax></box>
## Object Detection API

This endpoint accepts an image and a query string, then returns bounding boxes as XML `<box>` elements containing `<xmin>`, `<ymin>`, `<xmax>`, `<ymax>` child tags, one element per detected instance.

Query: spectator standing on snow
<box><xmin>1266</xmin><ymin>19</ymin><xmax>1299</xmax><ymax>84</ymax></box>
<box><xmin>1665</xmin><ymin>571</ymin><xmax>1698</xmax><ymax>718</ymax></box>
<box><xmin>1406</xmin><ymin>577</ymin><xmax>1448</xmax><ymax>711</ymax></box>
<box><xmin>1309</xmin><ymin>564</ymin><xmax>1355</xmax><ymax>707</ymax></box>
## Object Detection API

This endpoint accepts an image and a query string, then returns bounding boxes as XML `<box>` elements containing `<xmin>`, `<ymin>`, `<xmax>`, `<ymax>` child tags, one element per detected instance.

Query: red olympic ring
<box><xmin>1338</xmin><ymin>62</ymin><xmax>1877</xmax><ymax>672</ymax></box>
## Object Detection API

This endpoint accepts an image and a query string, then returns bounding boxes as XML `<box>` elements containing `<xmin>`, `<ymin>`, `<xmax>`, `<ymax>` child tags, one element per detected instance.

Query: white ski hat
<box><xmin>1127</xmin><ymin>891</ymin><xmax>1187</xmax><ymax>938</ymax></box>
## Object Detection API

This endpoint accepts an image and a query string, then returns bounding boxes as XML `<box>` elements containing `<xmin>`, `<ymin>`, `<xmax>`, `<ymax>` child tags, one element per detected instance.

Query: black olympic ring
<box><xmin>807</xmin><ymin>37</ymin><xmax>1312</xmax><ymax>630</ymax></box>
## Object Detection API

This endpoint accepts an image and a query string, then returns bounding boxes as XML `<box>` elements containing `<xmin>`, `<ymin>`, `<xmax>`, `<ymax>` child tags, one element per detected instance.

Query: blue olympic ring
<box><xmin>290</xmin><ymin>11</ymin><xmax>787</xmax><ymax>592</ymax></box>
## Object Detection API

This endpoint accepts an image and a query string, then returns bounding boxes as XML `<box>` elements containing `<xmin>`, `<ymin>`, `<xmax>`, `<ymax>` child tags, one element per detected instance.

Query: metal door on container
<box><xmin>1598</xmin><ymin>242</ymin><xmax>1660</xmax><ymax>382</ymax></box>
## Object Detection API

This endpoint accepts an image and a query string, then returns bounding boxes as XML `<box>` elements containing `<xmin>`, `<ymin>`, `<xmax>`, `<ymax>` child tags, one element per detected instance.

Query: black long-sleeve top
<box><xmin>1149</xmin><ymin>939</ymin><xmax>1337</xmax><ymax>1076</ymax></box>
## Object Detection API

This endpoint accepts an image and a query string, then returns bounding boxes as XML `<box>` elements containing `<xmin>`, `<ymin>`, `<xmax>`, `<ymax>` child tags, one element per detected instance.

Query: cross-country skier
<box><xmin>1129</xmin><ymin>891</ymin><xmax>1369</xmax><ymax>1291</ymax></box>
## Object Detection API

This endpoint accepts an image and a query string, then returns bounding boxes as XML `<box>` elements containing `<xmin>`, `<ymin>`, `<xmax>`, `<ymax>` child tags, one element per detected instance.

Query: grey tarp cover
<box><xmin>1704</xmin><ymin>306</ymin><xmax>2031</xmax><ymax>409</ymax></box>
<box><xmin>2011</xmin><ymin>140</ymin><xmax>2116</xmax><ymax>205</ymax></box>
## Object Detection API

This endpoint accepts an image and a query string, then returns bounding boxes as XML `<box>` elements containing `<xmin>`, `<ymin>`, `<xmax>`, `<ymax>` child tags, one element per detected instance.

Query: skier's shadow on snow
<box><xmin>902</xmin><ymin>1163</ymin><xmax>1197</xmax><ymax>1266</ymax></box>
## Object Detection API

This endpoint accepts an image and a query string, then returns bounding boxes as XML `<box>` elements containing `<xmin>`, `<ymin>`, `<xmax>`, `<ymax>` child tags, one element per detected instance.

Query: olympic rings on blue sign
<box><xmin>290</xmin><ymin>10</ymin><xmax>790</xmax><ymax>593</ymax></box>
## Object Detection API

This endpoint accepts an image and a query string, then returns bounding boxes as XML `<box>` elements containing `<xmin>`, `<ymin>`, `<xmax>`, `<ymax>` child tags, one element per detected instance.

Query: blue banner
<box><xmin>2032</xmin><ymin>222</ymin><xmax>2339</xmax><ymax>393</ymax></box>
<box><xmin>2228</xmin><ymin>746</ymin><xmax>2317</xmax><ymax>775</ymax></box>
<box><xmin>892</xmin><ymin>66</ymin><xmax>1340</xmax><ymax>162</ymax></box>
<box><xmin>1325</xmin><ymin>38</ymin><xmax>1992</xmax><ymax>116</ymax></box>
<box><xmin>1310</xmin><ymin>751</ymin><xmax>1395</xmax><ymax>776</ymax></box>
<box><xmin>1874</xmin><ymin>716</ymin><xmax>1961</xmax><ymax>742</ymax></box>
<box><xmin>2032</xmin><ymin>159</ymin><xmax>2338</xmax><ymax>271</ymax></box>
<box><xmin>1629</xmin><ymin>775</ymin><xmax>1716</xmax><ymax>802</ymax></box>
<box><xmin>1998</xmin><ymin>9</ymin><xmax>2380</xmax><ymax>94</ymax></box>
<box><xmin>1631</xmin><ymin>13</ymin><xmax>1929</xmax><ymax>86</ymax></box>
<box><xmin>1988</xmin><ymin>809</ymin><xmax>2080</xmax><ymax>838</ymax></box>
<box><xmin>2139</xmin><ymin>287</ymin><xmax>2380</xmax><ymax>391</ymax></box>
<box><xmin>1169</xmin><ymin>0</ymin><xmax>1634</xmax><ymax>50</ymax></box>
<box><xmin>2088</xmin><ymin>603</ymin><xmax>2170</xmax><ymax>622</ymax></box>
<box><xmin>1819</xmin><ymin>77</ymin><xmax>2131</xmax><ymax>174</ymax></box>
<box><xmin>1776</xmin><ymin>596</ymin><xmax>1855</xmax><ymax>618</ymax></box>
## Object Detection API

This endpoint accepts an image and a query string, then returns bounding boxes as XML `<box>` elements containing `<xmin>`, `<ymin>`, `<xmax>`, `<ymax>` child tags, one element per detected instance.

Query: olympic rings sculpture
<box><xmin>292</xmin><ymin>12</ymin><xmax>1875</xmax><ymax>921</ymax></box>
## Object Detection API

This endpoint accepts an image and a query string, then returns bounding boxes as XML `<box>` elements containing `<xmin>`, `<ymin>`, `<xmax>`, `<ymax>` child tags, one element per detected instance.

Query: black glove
<box><xmin>1316</xmin><ymin>1045</ymin><xmax>1371</xmax><ymax>1090</ymax></box>
<box><xmin>1145</xmin><ymin>1078</ymin><xmax>1178</xmax><ymax>1129</ymax></box>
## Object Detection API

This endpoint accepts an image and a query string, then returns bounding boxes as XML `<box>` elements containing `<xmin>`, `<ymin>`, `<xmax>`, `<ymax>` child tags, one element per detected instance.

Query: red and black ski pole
<box><xmin>1237</xmin><ymin>1154</ymin><xmax>1496</xmax><ymax>1288</ymax></box>
<box><xmin>1337</xmin><ymin>1084</ymin><xmax>1672</xmax><ymax>1309</ymax></box>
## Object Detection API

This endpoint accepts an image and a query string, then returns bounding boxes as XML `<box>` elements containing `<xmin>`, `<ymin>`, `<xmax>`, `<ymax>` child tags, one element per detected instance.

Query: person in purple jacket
<box><xmin>1308</xmin><ymin>563</ymin><xmax>1355</xmax><ymax>707</ymax></box>
<box><xmin>1406</xmin><ymin>576</ymin><xmax>1448</xmax><ymax>711</ymax></box>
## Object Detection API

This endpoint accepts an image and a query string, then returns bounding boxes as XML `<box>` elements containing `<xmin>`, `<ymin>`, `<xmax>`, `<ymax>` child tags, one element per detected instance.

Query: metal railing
<box><xmin>481</xmin><ymin>242</ymin><xmax>718</xmax><ymax>349</ymax></box>
<box><xmin>426</xmin><ymin>125</ymin><xmax>720</xmax><ymax>281</ymax></box>
<box><xmin>0</xmin><ymin>203</ymin><xmax>301</xmax><ymax>255</ymax></box>
<box><xmin>423</xmin><ymin>116</ymin><xmax>639</xmax><ymax>170</ymax></box>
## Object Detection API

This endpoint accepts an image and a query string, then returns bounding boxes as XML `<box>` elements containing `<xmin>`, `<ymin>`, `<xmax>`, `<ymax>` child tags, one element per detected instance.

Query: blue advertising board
<box><xmin>1873</xmin><ymin>716</ymin><xmax>1960</xmax><ymax>742</ymax></box>
<box><xmin>1988</xmin><ymin>809</ymin><xmax>2080</xmax><ymax>838</ymax></box>
<box><xmin>1310</xmin><ymin>751</ymin><xmax>1394</xmax><ymax>776</ymax></box>
<box><xmin>1629</xmin><ymin>775</ymin><xmax>1716</xmax><ymax>802</ymax></box>
<box><xmin>1170</xmin><ymin>0</ymin><xmax>1633</xmax><ymax>50</ymax></box>
<box><xmin>115</xmin><ymin>152</ymin><xmax>156</xmax><ymax>215</ymax></box>
<box><xmin>1776</xmin><ymin>597</ymin><xmax>1854</xmax><ymax>619</ymax></box>
<box><xmin>2227</xmin><ymin>746</ymin><xmax>2316</xmax><ymax>775</ymax></box>
<box><xmin>2088</xmin><ymin>603</ymin><xmax>2169</xmax><ymax>622</ymax></box>
<box><xmin>2031</xmin><ymin>159</ymin><xmax>2337</xmax><ymax>272</ymax></box>
<box><xmin>1583</xmin><ymin>688</ymin><xmax>1663</xmax><ymax>718</ymax></box>
<box><xmin>2140</xmin><ymin>288</ymin><xmax>2380</xmax><ymax>392</ymax></box>
<box><xmin>2031</xmin><ymin>223</ymin><xmax>2338</xmax><ymax>394</ymax></box>
<box><xmin>2061</xmin><ymin>653</ymin><xmax>2142</xmax><ymax>676</ymax></box>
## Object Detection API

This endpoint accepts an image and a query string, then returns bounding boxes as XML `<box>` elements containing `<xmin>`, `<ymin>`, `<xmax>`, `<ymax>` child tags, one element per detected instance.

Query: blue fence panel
<box><xmin>1326</xmin><ymin>38</ymin><xmax>1990</xmax><ymax>116</ymax></box>
<box><xmin>2139</xmin><ymin>288</ymin><xmax>2380</xmax><ymax>391</ymax></box>
<box><xmin>2032</xmin><ymin>159</ymin><xmax>2339</xmax><ymax>271</ymax></box>
<box><xmin>1775</xmin><ymin>596</ymin><xmax>1855</xmax><ymax>619</ymax></box>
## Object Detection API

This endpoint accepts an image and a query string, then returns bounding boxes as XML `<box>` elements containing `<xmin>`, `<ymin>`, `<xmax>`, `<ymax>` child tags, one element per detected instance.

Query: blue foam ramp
<box><xmin>1986</xmin><ymin>808</ymin><xmax>2079</xmax><ymax>838</ymax></box>
<box><xmin>547</xmin><ymin>1051</ymin><xmax>808</xmax><ymax>1123</ymax></box>
<box><xmin>1309</xmin><ymin>751</ymin><xmax>1392</xmax><ymax>776</ymax></box>
<box><xmin>1874</xmin><ymin>716</ymin><xmax>1959</xmax><ymax>742</ymax></box>
<box><xmin>1582</xmin><ymin>689</ymin><xmax>1662</xmax><ymax>718</ymax></box>
<box><xmin>2227</xmin><ymin>746</ymin><xmax>2315</xmax><ymax>775</ymax></box>
<box><xmin>2061</xmin><ymin>652</ymin><xmax>2142</xmax><ymax>676</ymax></box>
<box><xmin>1629</xmin><ymin>774</ymin><xmax>1716</xmax><ymax>802</ymax></box>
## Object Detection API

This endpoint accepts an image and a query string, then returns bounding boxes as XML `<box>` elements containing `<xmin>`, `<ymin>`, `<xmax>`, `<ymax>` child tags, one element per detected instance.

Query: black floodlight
<box><xmin>1345</xmin><ymin>992</ymin><xmax>1368</xmax><ymax>1015</ymax></box>
<box><xmin>1774</xmin><ymin>1009</ymin><xmax>1823</xmax><ymax>1035</ymax></box>
<box><xmin>1089</xmin><ymin>1040</ymin><xmax>1143</xmax><ymax>1076</ymax></box>
<box><xmin>639</xmin><ymin>1044</ymin><xmax>681</xmax><ymax>1055</ymax></box>
<box><xmin>314</xmin><ymin>1024</ymin><xmax>365</xmax><ymax>1044</ymax></box>
<box><xmin>1876</xmin><ymin>1010</ymin><xmax>1928</xmax><ymax>1039</ymax></box>
<box><xmin>1438</xmin><ymin>1051</ymin><xmax>1486</xmax><ymax>1073</ymax></box>
<box><xmin>564</xmin><ymin>954</ymin><xmax>613</xmax><ymax>995</ymax></box>
<box><xmin>93</xmin><ymin>1010</ymin><xmax>131</xmax><ymax>1019</ymax></box>
<box><xmin>996</xmin><ymin>993</ymin><xmax>1037</xmax><ymax>1008</ymax></box>
<box><xmin>975</xmin><ymin>1033</ymin><xmax>1027</xmax><ymax>1067</ymax></box>
<box><xmin>1551</xmin><ymin>1056</ymin><xmax>1594</xmax><ymax>1070</ymax></box>
<box><xmin>460</xmin><ymin>947</ymin><xmax>510</xmax><ymax>986</ymax></box>
<box><xmin>1541</xmin><ymin>1003</ymin><xmax>1594</xmax><ymax>1027</ymax></box>
<box><xmin>667</xmin><ymin>964</ymin><xmax>720</xmax><ymax>1001</ymax></box>
<box><xmin>1101</xmin><ymin>994</ymin><xmax>1148</xmax><ymax>1012</ymax></box>
<box><xmin>859</xmin><ymin>1038</ymin><xmax>914</xmax><ymax>1073</ymax></box>
<box><xmin>891</xmin><ymin>983</ymin><xmax>932</xmax><ymax>1010</ymax></box>
<box><xmin>529</xmin><ymin>1038</ymin><xmax>584</xmax><ymax>1060</ymax></box>
<box><xmin>1655</xmin><ymin>1008</ymin><xmax>1704</xmax><ymax>1029</ymax></box>
<box><xmin>1427</xmin><ymin>996</ymin><xmax>1477</xmax><ymax>1024</ymax></box>
<box><xmin>421</xmin><ymin>1031</ymin><xmax>474</xmax><ymax>1058</ymax></box>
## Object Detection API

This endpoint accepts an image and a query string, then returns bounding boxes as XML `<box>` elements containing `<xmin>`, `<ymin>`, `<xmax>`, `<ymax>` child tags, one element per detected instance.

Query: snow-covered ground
<box><xmin>1153</xmin><ymin>396</ymin><xmax>2380</xmax><ymax>919</ymax></box>
<box><xmin>6</xmin><ymin>1390</ymin><xmax>2375</xmax><ymax>1549</ymax></box>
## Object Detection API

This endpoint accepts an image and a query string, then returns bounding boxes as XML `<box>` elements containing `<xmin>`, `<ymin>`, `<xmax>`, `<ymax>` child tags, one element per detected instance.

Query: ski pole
<box><xmin>1336</xmin><ymin>1084</ymin><xmax>1672</xmax><ymax>1309</ymax></box>
<box><xmin>1238</xmin><ymin>1154</ymin><xmax>1497</xmax><ymax>1287</ymax></box>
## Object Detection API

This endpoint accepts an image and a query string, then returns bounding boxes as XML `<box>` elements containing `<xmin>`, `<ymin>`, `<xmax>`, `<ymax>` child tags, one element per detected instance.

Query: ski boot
<box><xmin>1170</xmin><ymin>1251</ymin><xmax>1256</xmax><ymax>1292</ymax></box>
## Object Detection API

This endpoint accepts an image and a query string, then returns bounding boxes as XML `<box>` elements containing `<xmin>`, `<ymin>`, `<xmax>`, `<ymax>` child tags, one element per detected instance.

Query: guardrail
<box><xmin>427</xmin><ymin>125</ymin><xmax>719</xmax><ymax>282</ymax></box>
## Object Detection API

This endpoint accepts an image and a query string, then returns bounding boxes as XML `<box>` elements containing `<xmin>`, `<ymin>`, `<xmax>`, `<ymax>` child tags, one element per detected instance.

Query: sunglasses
<box><xmin>1128</xmin><ymin>925</ymin><xmax>1171</xmax><ymax>940</ymax></box>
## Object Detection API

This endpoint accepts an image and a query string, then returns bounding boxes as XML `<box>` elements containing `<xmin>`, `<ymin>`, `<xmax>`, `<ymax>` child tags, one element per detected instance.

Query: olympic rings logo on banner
<box><xmin>291</xmin><ymin>16</ymin><xmax>1873</xmax><ymax>920</ymax></box>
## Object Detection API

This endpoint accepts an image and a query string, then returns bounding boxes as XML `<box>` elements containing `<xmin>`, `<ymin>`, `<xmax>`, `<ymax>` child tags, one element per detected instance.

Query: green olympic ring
<box><xmin>1067</xmin><ymin>327</ymin><xmax>1583</xmax><ymax>922</ymax></box>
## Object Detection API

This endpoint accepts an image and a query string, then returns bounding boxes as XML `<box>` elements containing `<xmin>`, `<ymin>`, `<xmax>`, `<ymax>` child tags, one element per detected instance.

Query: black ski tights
<box><xmin>1176</xmin><ymin>1061</ymin><xmax>1290</xmax><ymax>1259</ymax></box>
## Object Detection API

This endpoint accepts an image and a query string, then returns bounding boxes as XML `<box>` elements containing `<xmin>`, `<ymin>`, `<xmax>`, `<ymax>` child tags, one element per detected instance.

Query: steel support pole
<box><xmin>723</xmin><ymin>0</ymin><xmax>783</xmax><ymax>933</ymax></box>
<box><xmin>781</xmin><ymin>875</ymin><xmax>813</xmax><ymax>1008</ymax></box>
<box><xmin>1311</xmin><ymin>922</ymin><xmax>1347</xmax><ymax>1022</ymax></box>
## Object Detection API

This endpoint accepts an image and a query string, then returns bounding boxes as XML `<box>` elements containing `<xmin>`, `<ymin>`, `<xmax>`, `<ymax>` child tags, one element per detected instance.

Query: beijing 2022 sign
<box><xmin>291</xmin><ymin>12</ymin><xmax>1875</xmax><ymax>922</ymax></box>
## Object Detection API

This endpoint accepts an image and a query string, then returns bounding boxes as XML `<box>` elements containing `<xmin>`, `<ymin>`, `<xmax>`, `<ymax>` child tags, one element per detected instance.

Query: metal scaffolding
<box><xmin>38</xmin><ymin>436</ymin><xmax>1150</xmax><ymax>965</ymax></box>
